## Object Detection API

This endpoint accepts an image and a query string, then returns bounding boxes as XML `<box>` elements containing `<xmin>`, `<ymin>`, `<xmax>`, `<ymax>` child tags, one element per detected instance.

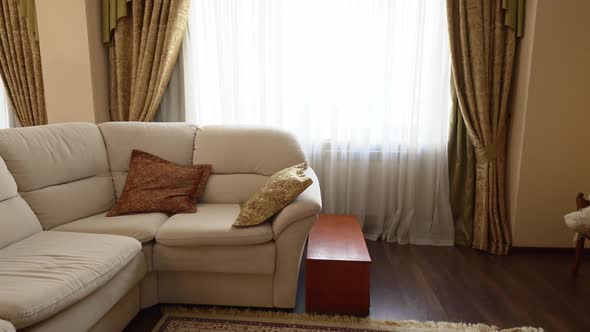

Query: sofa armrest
<box><xmin>0</xmin><ymin>320</ymin><xmax>15</xmax><ymax>332</ymax></box>
<box><xmin>272</xmin><ymin>167</ymin><xmax>322</xmax><ymax>239</ymax></box>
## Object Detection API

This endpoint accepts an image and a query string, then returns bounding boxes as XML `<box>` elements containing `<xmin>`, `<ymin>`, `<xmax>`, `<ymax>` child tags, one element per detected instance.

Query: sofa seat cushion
<box><xmin>51</xmin><ymin>211</ymin><xmax>168</xmax><ymax>243</ymax></box>
<box><xmin>0</xmin><ymin>231</ymin><xmax>141</xmax><ymax>329</ymax></box>
<box><xmin>155</xmin><ymin>204</ymin><xmax>273</xmax><ymax>247</ymax></box>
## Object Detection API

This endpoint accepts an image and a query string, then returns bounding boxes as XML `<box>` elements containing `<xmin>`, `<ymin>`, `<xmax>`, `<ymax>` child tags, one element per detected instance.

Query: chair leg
<box><xmin>572</xmin><ymin>236</ymin><xmax>586</xmax><ymax>276</ymax></box>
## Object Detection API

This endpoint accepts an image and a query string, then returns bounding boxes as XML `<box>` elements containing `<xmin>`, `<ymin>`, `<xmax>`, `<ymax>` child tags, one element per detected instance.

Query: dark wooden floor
<box><xmin>125</xmin><ymin>241</ymin><xmax>590</xmax><ymax>331</ymax></box>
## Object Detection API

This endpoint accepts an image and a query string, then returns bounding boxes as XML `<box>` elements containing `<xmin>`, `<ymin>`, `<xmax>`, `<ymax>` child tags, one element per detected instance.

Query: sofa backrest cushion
<box><xmin>194</xmin><ymin>126</ymin><xmax>307</xmax><ymax>203</ymax></box>
<box><xmin>0</xmin><ymin>123</ymin><xmax>115</xmax><ymax>230</ymax></box>
<box><xmin>194</xmin><ymin>126</ymin><xmax>306</xmax><ymax>175</ymax></box>
<box><xmin>99</xmin><ymin>122</ymin><xmax>197</xmax><ymax>197</ymax></box>
<box><xmin>0</xmin><ymin>156</ymin><xmax>42</xmax><ymax>249</ymax></box>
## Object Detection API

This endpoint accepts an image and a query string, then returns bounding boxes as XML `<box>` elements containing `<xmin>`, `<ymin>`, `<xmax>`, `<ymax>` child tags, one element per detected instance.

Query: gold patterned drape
<box><xmin>447</xmin><ymin>0</ymin><xmax>518</xmax><ymax>255</ymax></box>
<box><xmin>0</xmin><ymin>0</ymin><xmax>46</xmax><ymax>126</ymax></box>
<box><xmin>108</xmin><ymin>0</ymin><xmax>189</xmax><ymax>121</ymax></box>
<box><xmin>448</xmin><ymin>81</ymin><xmax>476</xmax><ymax>246</ymax></box>
<box><xmin>102</xmin><ymin>0</ymin><xmax>127</xmax><ymax>44</ymax></box>
<box><xmin>502</xmin><ymin>0</ymin><xmax>524</xmax><ymax>37</ymax></box>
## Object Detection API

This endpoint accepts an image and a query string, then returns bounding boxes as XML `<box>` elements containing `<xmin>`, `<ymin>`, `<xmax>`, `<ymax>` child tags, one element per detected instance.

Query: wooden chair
<box><xmin>572</xmin><ymin>193</ymin><xmax>590</xmax><ymax>276</ymax></box>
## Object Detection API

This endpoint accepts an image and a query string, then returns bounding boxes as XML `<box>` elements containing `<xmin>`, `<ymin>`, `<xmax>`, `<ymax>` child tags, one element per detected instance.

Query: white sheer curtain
<box><xmin>0</xmin><ymin>80</ymin><xmax>14</xmax><ymax>129</ymax></box>
<box><xmin>164</xmin><ymin>0</ymin><xmax>454</xmax><ymax>245</ymax></box>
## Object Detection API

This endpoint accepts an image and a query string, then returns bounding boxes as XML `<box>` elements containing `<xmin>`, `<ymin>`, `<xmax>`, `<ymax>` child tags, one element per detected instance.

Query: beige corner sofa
<box><xmin>0</xmin><ymin>122</ymin><xmax>321</xmax><ymax>331</ymax></box>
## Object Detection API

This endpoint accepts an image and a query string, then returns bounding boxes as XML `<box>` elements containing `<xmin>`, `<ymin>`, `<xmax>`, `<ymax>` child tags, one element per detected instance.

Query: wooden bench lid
<box><xmin>307</xmin><ymin>214</ymin><xmax>371</xmax><ymax>262</ymax></box>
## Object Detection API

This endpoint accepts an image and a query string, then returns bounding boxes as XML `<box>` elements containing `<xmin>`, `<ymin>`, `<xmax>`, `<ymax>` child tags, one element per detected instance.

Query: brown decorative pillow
<box><xmin>234</xmin><ymin>163</ymin><xmax>312</xmax><ymax>227</ymax></box>
<box><xmin>107</xmin><ymin>150</ymin><xmax>212</xmax><ymax>217</ymax></box>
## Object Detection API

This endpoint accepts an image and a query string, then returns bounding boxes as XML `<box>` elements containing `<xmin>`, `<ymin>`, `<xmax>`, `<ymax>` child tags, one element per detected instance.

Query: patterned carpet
<box><xmin>153</xmin><ymin>308</ymin><xmax>542</xmax><ymax>332</ymax></box>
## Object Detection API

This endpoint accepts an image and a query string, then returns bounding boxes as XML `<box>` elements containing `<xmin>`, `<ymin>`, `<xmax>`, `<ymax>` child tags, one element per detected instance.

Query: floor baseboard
<box><xmin>510</xmin><ymin>246</ymin><xmax>590</xmax><ymax>254</ymax></box>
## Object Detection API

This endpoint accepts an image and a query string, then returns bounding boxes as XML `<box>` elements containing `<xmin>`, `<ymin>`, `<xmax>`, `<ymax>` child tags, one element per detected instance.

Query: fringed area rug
<box><xmin>153</xmin><ymin>307</ymin><xmax>543</xmax><ymax>332</ymax></box>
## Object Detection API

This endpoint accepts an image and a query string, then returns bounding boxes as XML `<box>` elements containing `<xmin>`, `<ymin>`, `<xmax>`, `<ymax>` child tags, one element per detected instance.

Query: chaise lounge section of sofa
<box><xmin>0</xmin><ymin>122</ymin><xmax>321</xmax><ymax>331</ymax></box>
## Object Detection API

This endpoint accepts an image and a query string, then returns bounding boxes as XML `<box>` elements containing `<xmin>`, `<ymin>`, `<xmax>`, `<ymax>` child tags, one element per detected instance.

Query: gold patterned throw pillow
<box><xmin>234</xmin><ymin>163</ymin><xmax>312</xmax><ymax>227</ymax></box>
<box><xmin>107</xmin><ymin>150</ymin><xmax>212</xmax><ymax>217</ymax></box>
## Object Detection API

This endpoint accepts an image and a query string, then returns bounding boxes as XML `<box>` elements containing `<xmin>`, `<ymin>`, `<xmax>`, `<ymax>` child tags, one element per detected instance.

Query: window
<box><xmin>0</xmin><ymin>80</ymin><xmax>12</xmax><ymax>129</ymax></box>
<box><xmin>173</xmin><ymin>0</ymin><xmax>455</xmax><ymax>245</ymax></box>
<box><xmin>182</xmin><ymin>0</ymin><xmax>451</xmax><ymax>150</ymax></box>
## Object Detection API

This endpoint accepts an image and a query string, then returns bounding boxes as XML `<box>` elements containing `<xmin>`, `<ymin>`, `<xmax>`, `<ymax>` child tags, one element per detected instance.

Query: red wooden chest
<box><xmin>306</xmin><ymin>214</ymin><xmax>371</xmax><ymax>315</ymax></box>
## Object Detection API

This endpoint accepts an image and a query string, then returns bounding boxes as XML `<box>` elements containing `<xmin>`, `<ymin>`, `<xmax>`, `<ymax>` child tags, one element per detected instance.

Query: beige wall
<box><xmin>37</xmin><ymin>0</ymin><xmax>110</xmax><ymax>124</ymax></box>
<box><xmin>507</xmin><ymin>0</ymin><xmax>537</xmax><ymax>245</ymax></box>
<box><xmin>86</xmin><ymin>0</ymin><xmax>111</xmax><ymax>123</ymax></box>
<box><xmin>508</xmin><ymin>0</ymin><xmax>590</xmax><ymax>247</ymax></box>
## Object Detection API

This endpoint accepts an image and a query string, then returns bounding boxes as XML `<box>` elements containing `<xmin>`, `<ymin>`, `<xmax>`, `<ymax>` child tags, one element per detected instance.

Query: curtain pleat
<box><xmin>448</xmin><ymin>82</ymin><xmax>476</xmax><ymax>246</ymax></box>
<box><xmin>102</xmin><ymin>0</ymin><xmax>127</xmax><ymax>44</ymax></box>
<box><xmin>17</xmin><ymin>0</ymin><xmax>37</xmax><ymax>41</ymax></box>
<box><xmin>0</xmin><ymin>0</ymin><xmax>46</xmax><ymax>127</ymax></box>
<box><xmin>447</xmin><ymin>0</ymin><xmax>517</xmax><ymax>254</ymax></box>
<box><xmin>109</xmin><ymin>0</ymin><xmax>189</xmax><ymax>122</ymax></box>
<box><xmin>502</xmin><ymin>0</ymin><xmax>524</xmax><ymax>37</ymax></box>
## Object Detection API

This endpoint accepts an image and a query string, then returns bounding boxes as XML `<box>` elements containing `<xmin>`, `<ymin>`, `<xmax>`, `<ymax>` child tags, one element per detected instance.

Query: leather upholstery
<box><xmin>98</xmin><ymin>122</ymin><xmax>196</xmax><ymax>197</ymax></box>
<box><xmin>0</xmin><ymin>122</ymin><xmax>321</xmax><ymax>330</ymax></box>
<box><xmin>0</xmin><ymin>123</ymin><xmax>115</xmax><ymax>229</ymax></box>
<box><xmin>155</xmin><ymin>204</ymin><xmax>274</xmax><ymax>247</ymax></box>
<box><xmin>52</xmin><ymin>212</ymin><xmax>168</xmax><ymax>243</ymax></box>
<box><xmin>193</xmin><ymin>125</ymin><xmax>307</xmax><ymax>175</ymax></box>
<box><xmin>0</xmin><ymin>156</ymin><xmax>41</xmax><ymax>249</ymax></box>
<box><xmin>0</xmin><ymin>231</ymin><xmax>142</xmax><ymax>328</ymax></box>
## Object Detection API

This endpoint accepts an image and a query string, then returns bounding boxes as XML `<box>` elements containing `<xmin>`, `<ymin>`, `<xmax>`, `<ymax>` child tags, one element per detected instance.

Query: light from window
<box><xmin>179</xmin><ymin>0</ymin><xmax>455</xmax><ymax>243</ymax></box>
<box><xmin>184</xmin><ymin>0</ymin><xmax>451</xmax><ymax>150</ymax></box>
<box><xmin>0</xmin><ymin>81</ymin><xmax>11</xmax><ymax>129</ymax></box>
